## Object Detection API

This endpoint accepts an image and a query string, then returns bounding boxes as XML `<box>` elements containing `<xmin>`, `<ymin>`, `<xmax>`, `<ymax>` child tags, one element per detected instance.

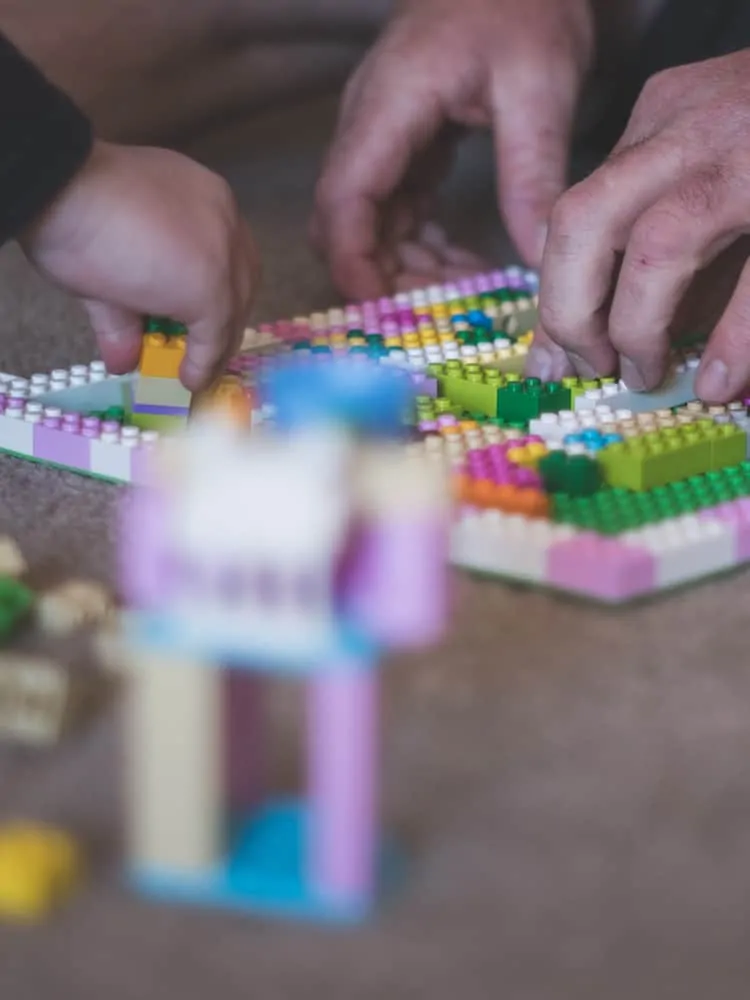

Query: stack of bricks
<box><xmin>131</xmin><ymin>318</ymin><xmax>191</xmax><ymax>433</ymax></box>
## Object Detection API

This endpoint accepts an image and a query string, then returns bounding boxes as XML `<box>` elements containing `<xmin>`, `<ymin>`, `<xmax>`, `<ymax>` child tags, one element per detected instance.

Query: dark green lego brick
<box><xmin>540</xmin><ymin>451</ymin><xmax>602</xmax><ymax>497</ymax></box>
<box><xmin>0</xmin><ymin>576</ymin><xmax>34</xmax><ymax>641</ymax></box>
<box><xmin>143</xmin><ymin>316</ymin><xmax>187</xmax><ymax>337</ymax></box>
<box><xmin>496</xmin><ymin>378</ymin><xmax>571</xmax><ymax>423</ymax></box>
<box><xmin>551</xmin><ymin>462</ymin><xmax>750</xmax><ymax>534</ymax></box>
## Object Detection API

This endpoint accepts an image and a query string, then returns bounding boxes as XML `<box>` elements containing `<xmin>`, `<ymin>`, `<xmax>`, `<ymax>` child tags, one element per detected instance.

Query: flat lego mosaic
<box><xmin>1</xmin><ymin>265</ymin><xmax>749</xmax><ymax>604</ymax></box>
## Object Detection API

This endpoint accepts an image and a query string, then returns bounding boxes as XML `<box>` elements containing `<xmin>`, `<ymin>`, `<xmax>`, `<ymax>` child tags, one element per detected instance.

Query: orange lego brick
<box><xmin>138</xmin><ymin>334</ymin><xmax>187</xmax><ymax>379</ymax></box>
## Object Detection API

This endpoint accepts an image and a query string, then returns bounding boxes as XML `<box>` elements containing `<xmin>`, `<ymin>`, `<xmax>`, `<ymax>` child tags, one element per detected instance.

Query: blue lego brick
<box><xmin>130</xmin><ymin>799</ymin><xmax>401</xmax><ymax>923</ymax></box>
<box><xmin>124</xmin><ymin>611</ymin><xmax>380</xmax><ymax>674</ymax></box>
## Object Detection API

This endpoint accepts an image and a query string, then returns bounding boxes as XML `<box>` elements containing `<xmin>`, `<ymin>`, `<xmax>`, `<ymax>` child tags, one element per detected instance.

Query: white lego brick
<box><xmin>626</xmin><ymin>516</ymin><xmax>735</xmax><ymax>590</ymax></box>
<box><xmin>90</xmin><ymin>439</ymin><xmax>132</xmax><ymax>481</ymax></box>
<box><xmin>0</xmin><ymin>656</ymin><xmax>70</xmax><ymax>745</ymax></box>
<box><xmin>451</xmin><ymin>509</ymin><xmax>575</xmax><ymax>583</ymax></box>
<box><xmin>575</xmin><ymin>357</ymin><xmax>699</xmax><ymax>415</ymax></box>
<box><xmin>0</xmin><ymin>414</ymin><xmax>34</xmax><ymax>456</ymax></box>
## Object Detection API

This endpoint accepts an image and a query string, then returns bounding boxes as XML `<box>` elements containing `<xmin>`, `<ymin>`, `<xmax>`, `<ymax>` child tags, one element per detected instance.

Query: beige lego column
<box><xmin>126</xmin><ymin>654</ymin><xmax>223</xmax><ymax>873</ymax></box>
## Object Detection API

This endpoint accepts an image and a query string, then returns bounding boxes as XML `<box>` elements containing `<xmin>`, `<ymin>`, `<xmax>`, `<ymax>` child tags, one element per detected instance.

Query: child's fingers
<box><xmin>82</xmin><ymin>299</ymin><xmax>142</xmax><ymax>374</ymax></box>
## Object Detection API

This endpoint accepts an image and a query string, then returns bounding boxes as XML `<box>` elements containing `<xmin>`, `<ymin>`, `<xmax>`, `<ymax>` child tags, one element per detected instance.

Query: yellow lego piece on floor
<box><xmin>0</xmin><ymin>822</ymin><xmax>83</xmax><ymax>921</ymax></box>
<box><xmin>138</xmin><ymin>333</ymin><xmax>187</xmax><ymax>379</ymax></box>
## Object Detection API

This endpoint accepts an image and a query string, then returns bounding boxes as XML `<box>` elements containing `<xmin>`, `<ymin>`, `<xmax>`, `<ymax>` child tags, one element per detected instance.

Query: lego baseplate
<box><xmin>2</xmin><ymin>265</ymin><xmax>749</xmax><ymax>605</ymax></box>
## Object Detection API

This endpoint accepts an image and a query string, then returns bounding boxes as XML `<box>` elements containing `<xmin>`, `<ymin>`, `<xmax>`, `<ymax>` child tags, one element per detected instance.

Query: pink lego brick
<box><xmin>699</xmin><ymin>497</ymin><xmax>750</xmax><ymax>561</ymax></box>
<box><xmin>547</xmin><ymin>532</ymin><xmax>656</xmax><ymax>602</ymax></box>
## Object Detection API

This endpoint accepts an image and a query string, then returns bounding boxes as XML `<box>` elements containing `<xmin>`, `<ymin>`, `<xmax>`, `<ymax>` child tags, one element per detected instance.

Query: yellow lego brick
<box><xmin>138</xmin><ymin>334</ymin><xmax>187</xmax><ymax>379</ymax></box>
<box><xmin>0</xmin><ymin>822</ymin><xmax>83</xmax><ymax>921</ymax></box>
<box><xmin>193</xmin><ymin>375</ymin><xmax>253</xmax><ymax>426</ymax></box>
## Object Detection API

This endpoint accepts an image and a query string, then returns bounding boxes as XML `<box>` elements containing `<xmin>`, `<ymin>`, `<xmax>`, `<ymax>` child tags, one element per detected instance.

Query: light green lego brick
<box><xmin>133</xmin><ymin>376</ymin><xmax>192</xmax><ymax>408</ymax></box>
<box><xmin>441</xmin><ymin>374</ymin><xmax>500</xmax><ymax>418</ymax></box>
<box><xmin>711</xmin><ymin>424</ymin><xmax>747</xmax><ymax>470</ymax></box>
<box><xmin>129</xmin><ymin>412</ymin><xmax>187</xmax><ymax>433</ymax></box>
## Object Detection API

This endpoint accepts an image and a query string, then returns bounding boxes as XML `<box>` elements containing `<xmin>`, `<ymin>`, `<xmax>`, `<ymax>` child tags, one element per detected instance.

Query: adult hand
<box><xmin>312</xmin><ymin>0</ymin><xmax>594</xmax><ymax>300</ymax></box>
<box><xmin>20</xmin><ymin>140</ymin><xmax>259</xmax><ymax>391</ymax></box>
<box><xmin>531</xmin><ymin>50</ymin><xmax>750</xmax><ymax>403</ymax></box>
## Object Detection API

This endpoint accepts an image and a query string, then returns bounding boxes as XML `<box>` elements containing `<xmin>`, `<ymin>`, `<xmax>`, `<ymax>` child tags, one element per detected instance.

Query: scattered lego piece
<box><xmin>0</xmin><ymin>655</ymin><xmax>70</xmax><ymax>744</ymax></box>
<box><xmin>0</xmin><ymin>822</ymin><xmax>83</xmax><ymax>921</ymax></box>
<box><xmin>0</xmin><ymin>576</ymin><xmax>34</xmax><ymax>641</ymax></box>
<box><xmin>36</xmin><ymin>579</ymin><xmax>114</xmax><ymax>636</ymax></box>
<box><xmin>0</xmin><ymin>535</ymin><xmax>27</xmax><ymax>579</ymax></box>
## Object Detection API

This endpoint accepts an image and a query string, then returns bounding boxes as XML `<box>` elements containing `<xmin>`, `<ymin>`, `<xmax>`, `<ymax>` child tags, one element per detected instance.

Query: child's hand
<box><xmin>311</xmin><ymin>0</ymin><xmax>594</xmax><ymax>298</ymax></box>
<box><xmin>531</xmin><ymin>50</ymin><xmax>750</xmax><ymax>403</ymax></box>
<box><xmin>20</xmin><ymin>140</ymin><xmax>259</xmax><ymax>390</ymax></box>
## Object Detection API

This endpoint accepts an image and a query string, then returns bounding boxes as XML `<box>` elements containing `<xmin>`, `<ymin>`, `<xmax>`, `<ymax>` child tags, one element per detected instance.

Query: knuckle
<box><xmin>538</xmin><ymin>297</ymin><xmax>572</xmax><ymax>344</ymax></box>
<box><xmin>547</xmin><ymin>187</ymin><xmax>591</xmax><ymax>250</ymax></box>
<box><xmin>628</xmin><ymin>210</ymin><xmax>686</xmax><ymax>269</ymax></box>
<box><xmin>639</xmin><ymin>67</ymin><xmax>682</xmax><ymax>109</ymax></box>
<box><xmin>675</xmin><ymin>167</ymin><xmax>726</xmax><ymax>218</ymax></box>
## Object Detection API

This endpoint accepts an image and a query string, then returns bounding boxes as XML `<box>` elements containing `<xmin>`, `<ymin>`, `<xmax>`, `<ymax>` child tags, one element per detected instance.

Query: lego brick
<box><xmin>0</xmin><ymin>822</ymin><xmax>82</xmax><ymax>921</ymax></box>
<box><xmin>496</xmin><ymin>378</ymin><xmax>571</xmax><ymax>424</ymax></box>
<box><xmin>89</xmin><ymin>439</ymin><xmax>132</xmax><ymax>481</ymax></box>
<box><xmin>546</xmin><ymin>533</ymin><xmax>656</xmax><ymax>602</ymax></box>
<box><xmin>700</xmin><ymin>497</ymin><xmax>750</xmax><ymax>560</ymax></box>
<box><xmin>597</xmin><ymin>423</ymin><xmax>717</xmax><ymax>491</ymax></box>
<box><xmin>129</xmin><ymin>412</ymin><xmax>187</xmax><ymax>434</ymax></box>
<box><xmin>33</xmin><ymin>424</ymin><xmax>90</xmax><ymax>470</ymax></box>
<box><xmin>138</xmin><ymin>333</ymin><xmax>187</xmax><ymax>379</ymax></box>
<box><xmin>0</xmin><ymin>415</ymin><xmax>34</xmax><ymax>456</ymax></box>
<box><xmin>0</xmin><ymin>655</ymin><xmax>70</xmax><ymax>744</ymax></box>
<box><xmin>0</xmin><ymin>577</ymin><xmax>34</xmax><ymax>640</ymax></box>
<box><xmin>131</xmin><ymin>402</ymin><xmax>190</xmax><ymax>417</ymax></box>
<box><xmin>574</xmin><ymin>356</ymin><xmax>699</xmax><ymax>414</ymax></box>
<box><xmin>629</xmin><ymin>515</ymin><xmax>736</xmax><ymax>589</ymax></box>
<box><xmin>127</xmin><ymin>653</ymin><xmax>223</xmax><ymax>873</ymax></box>
<box><xmin>133</xmin><ymin>376</ymin><xmax>192</xmax><ymax>409</ymax></box>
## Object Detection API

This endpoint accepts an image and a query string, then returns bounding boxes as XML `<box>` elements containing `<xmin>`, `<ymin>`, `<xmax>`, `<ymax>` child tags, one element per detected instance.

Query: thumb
<box><xmin>81</xmin><ymin>298</ymin><xmax>143</xmax><ymax>375</ymax></box>
<box><xmin>491</xmin><ymin>61</ymin><xmax>579</xmax><ymax>267</ymax></box>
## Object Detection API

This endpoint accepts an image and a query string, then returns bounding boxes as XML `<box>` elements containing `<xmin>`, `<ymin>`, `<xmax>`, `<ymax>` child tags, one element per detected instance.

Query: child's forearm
<box><xmin>0</xmin><ymin>33</ymin><xmax>92</xmax><ymax>245</ymax></box>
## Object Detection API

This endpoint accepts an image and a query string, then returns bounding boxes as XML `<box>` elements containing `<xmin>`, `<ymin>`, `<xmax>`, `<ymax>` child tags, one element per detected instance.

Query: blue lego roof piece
<box><xmin>262</xmin><ymin>357</ymin><xmax>414</xmax><ymax>436</ymax></box>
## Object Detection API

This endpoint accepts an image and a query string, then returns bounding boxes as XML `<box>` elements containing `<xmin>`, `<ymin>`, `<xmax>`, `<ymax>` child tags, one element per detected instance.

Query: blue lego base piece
<box><xmin>264</xmin><ymin>356</ymin><xmax>415</xmax><ymax>437</ymax></box>
<box><xmin>123</xmin><ymin>610</ymin><xmax>380</xmax><ymax>676</ymax></box>
<box><xmin>130</xmin><ymin>799</ymin><xmax>402</xmax><ymax>924</ymax></box>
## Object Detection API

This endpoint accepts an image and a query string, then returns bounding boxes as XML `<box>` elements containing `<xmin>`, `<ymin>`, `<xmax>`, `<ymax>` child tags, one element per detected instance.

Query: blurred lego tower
<box><xmin>130</xmin><ymin>317</ymin><xmax>191</xmax><ymax>433</ymax></box>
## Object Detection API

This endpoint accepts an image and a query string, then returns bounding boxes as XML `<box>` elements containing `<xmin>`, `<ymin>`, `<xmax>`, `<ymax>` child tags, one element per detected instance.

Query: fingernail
<box><xmin>525</xmin><ymin>345</ymin><xmax>552</xmax><ymax>381</ymax></box>
<box><xmin>696</xmin><ymin>358</ymin><xmax>730</xmax><ymax>401</ymax></box>
<box><xmin>619</xmin><ymin>356</ymin><xmax>646</xmax><ymax>392</ymax></box>
<box><xmin>566</xmin><ymin>351</ymin><xmax>599</xmax><ymax>380</ymax></box>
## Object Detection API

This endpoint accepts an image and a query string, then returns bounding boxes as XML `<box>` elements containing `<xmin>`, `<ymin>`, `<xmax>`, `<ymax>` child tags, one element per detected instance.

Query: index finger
<box><xmin>313</xmin><ymin>77</ymin><xmax>443</xmax><ymax>300</ymax></box>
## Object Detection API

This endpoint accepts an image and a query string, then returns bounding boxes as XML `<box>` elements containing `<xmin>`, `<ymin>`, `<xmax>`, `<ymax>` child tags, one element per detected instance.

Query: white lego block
<box><xmin>90</xmin><ymin>439</ymin><xmax>132</xmax><ymax>481</ymax></box>
<box><xmin>626</xmin><ymin>516</ymin><xmax>735</xmax><ymax>590</ymax></box>
<box><xmin>0</xmin><ymin>656</ymin><xmax>70</xmax><ymax>744</ymax></box>
<box><xmin>451</xmin><ymin>509</ymin><xmax>575</xmax><ymax>583</ymax></box>
<box><xmin>0</xmin><ymin>415</ymin><xmax>34</xmax><ymax>456</ymax></box>
<box><xmin>127</xmin><ymin>653</ymin><xmax>223</xmax><ymax>873</ymax></box>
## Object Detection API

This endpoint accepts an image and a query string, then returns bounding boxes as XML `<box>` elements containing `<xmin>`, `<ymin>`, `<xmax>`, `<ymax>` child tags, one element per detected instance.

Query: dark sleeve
<box><xmin>0</xmin><ymin>34</ymin><xmax>93</xmax><ymax>245</ymax></box>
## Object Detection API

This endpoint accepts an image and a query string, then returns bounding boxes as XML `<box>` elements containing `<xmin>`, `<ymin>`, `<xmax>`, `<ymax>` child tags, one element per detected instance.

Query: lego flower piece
<box><xmin>0</xmin><ymin>822</ymin><xmax>83</xmax><ymax>921</ymax></box>
<box><xmin>37</xmin><ymin>578</ymin><xmax>113</xmax><ymax>635</ymax></box>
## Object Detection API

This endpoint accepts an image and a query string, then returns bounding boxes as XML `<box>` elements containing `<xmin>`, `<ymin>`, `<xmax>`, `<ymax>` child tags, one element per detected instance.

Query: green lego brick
<box><xmin>710</xmin><ymin>423</ymin><xmax>747</xmax><ymax>470</ymax></box>
<box><xmin>597</xmin><ymin>423</ymin><xmax>718</xmax><ymax>491</ymax></box>
<box><xmin>496</xmin><ymin>378</ymin><xmax>571</xmax><ymax>423</ymax></box>
<box><xmin>428</xmin><ymin>362</ymin><xmax>508</xmax><ymax>418</ymax></box>
<box><xmin>539</xmin><ymin>451</ymin><xmax>602</xmax><ymax>496</ymax></box>
<box><xmin>0</xmin><ymin>576</ymin><xmax>34</xmax><ymax>641</ymax></box>
<box><xmin>143</xmin><ymin>315</ymin><xmax>187</xmax><ymax>337</ymax></box>
<box><xmin>551</xmin><ymin>462</ymin><xmax>750</xmax><ymax>534</ymax></box>
<box><xmin>129</xmin><ymin>411</ymin><xmax>188</xmax><ymax>433</ymax></box>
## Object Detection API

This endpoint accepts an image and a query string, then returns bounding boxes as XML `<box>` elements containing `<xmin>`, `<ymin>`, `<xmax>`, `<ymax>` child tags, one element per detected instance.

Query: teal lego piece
<box><xmin>0</xmin><ymin>576</ymin><xmax>34</xmax><ymax>641</ymax></box>
<box><xmin>496</xmin><ymin>378</ymin><xmax>571</xmax><ymax>423</ymax></box>
<box><xmin>130</xmin><ymin>799</ymin><xmax>400</xmax><ymax>923</ymax></box>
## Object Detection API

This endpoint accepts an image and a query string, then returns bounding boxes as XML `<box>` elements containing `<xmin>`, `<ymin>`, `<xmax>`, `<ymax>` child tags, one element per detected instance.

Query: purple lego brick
<box><xmin>547</xmin><ymin>532</ymin><xmax>656</xmax><ymax>602</ymax></box>
<box><xmin>33</xmin><ymin>422</ymin><xmax>91</xmax><ymax>470</ymax></box>
<box><xmin>131</xmin><ymin>402</ymin><xmax>191</xmax><ymax>417</ymax></box>
<box><xmin>130</xmin><ymin>445</ymin><xmax>152</xmax><ymax>485</ymax></box>
<box><xmin>410</xmin><ymin>373</ymin><xmax>438</xmax><ymax>397</ymax></box>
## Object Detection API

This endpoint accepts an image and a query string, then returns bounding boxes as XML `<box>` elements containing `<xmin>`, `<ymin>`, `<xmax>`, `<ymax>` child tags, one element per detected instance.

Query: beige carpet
<box><xmin>1</xmin><ymin>98</ymin><xmax>750</xmax><ymax>1000</ymax></box>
